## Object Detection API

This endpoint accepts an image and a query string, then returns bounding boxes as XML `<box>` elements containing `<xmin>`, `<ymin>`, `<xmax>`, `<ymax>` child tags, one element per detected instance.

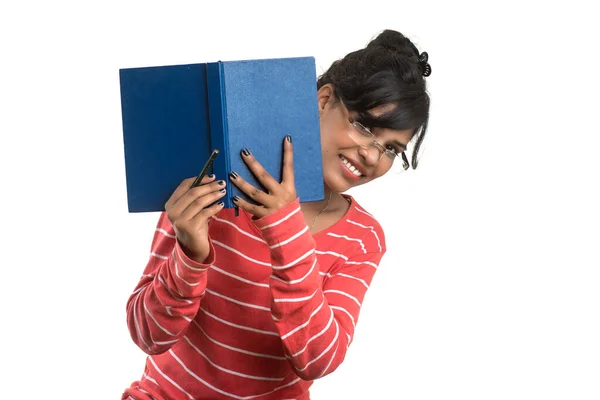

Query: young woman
<box><xmin>123</xmin><ymin>29</ymin><xmax>431</xmax><ymax>400</ymax></box>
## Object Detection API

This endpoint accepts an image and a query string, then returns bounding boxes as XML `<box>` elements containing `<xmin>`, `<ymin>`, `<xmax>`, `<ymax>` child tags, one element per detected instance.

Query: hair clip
<box><xmin>419</xmin><ymin>51</ymin><xmax>432</xmax><ymax>77</ymax></box>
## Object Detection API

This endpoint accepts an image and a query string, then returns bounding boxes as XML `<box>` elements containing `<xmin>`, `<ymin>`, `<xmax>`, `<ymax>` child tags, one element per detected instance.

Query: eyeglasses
<box><xmin>341</xmin><ymin>101</ymin><xmax>410</xmax><ymax>171</ymax></box>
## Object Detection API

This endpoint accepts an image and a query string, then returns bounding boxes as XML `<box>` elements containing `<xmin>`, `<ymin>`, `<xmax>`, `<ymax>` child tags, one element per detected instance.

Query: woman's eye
<box><xmin>386</xmin><ymin>145</ymin><xmax>400</xmax><ymax>154</ymax></box>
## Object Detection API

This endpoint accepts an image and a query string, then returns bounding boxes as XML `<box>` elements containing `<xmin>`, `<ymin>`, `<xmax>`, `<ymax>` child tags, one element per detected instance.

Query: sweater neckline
<box><xmin>312</xmin><ymin>194</ymin><xmax>355</xmax><ymax>239</ymax></box>
<box><xmin>240</xmin><ymin>194</ymin><xmax>356</xmax><ymax>239</ymax></box>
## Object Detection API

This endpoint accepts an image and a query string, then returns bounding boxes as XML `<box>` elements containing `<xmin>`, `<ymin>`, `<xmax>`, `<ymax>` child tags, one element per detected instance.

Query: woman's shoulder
<box><xmin>319</xmin><ymin>194</ymin><xmax>387</xmax><ymax>254</ymax></box>
<box><xmin>346</xmin><ymin>195</ymin><xmax>385</xmax><ymax>229</ymax></box>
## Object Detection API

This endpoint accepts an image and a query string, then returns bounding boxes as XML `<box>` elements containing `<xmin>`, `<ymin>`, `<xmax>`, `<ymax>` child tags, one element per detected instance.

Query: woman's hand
<box><xmin>165</xmin><ymin>175</ymin><xmax>226</xmax><ymax>262</ymax></box>
<box><xmin>229</xmin><ymin>135</ymin><xmax>296</xmax><ymax>219</ymax></box>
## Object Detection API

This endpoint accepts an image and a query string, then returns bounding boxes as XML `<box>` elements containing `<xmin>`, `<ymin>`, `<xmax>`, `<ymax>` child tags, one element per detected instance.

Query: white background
<box><xmin>1</xmin><ymin>1</ymin><xmax>598</xmax><ymax>399</ymax></box>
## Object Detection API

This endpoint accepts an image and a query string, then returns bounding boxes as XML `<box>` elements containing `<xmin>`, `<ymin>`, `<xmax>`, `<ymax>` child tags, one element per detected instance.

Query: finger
<box><xmin>190</xmin><ymin>171</ymin><xmax>216</xmax><ymax>189</ymax></box>
<box><xmin>190</xmin><ymin>200</ymin><xmax>226</xmax><ymax>225</ymax></box>
<box><xmin>165</xmin><ymin>175</ymin><xmax>216</xmax><ymax>211</ymax></box>
<box><xmin>232</xmin><ymin>196</ymin><xmax>267</xmax><ymax>219</ymax></box>
<box><xmin>199</xmin><ymin>173</ymin><xmax>216</xmax><ymax>186</ymax></box>
<box><xmin>281</xmin><ymin>135</ymin><xmax>295</xmax><ymax>185</ymax></box>
<box><xmin>240</xmin><ymin>148</ymin><xmax>279</xmax><ymax>191</ymax></box>
<box><xmin>180</xmin><ymin>187</ymin><xmax>227</xmax><ymax>221</ymax></box>
<box><xmin>229</xmin><ymin>171</ymin><xmax>271</xmax><ymax>207</ymax></box>
<box><xmin>170</xmin><ymin>180</ymin><xmax>225</xmax><ymax>217</ymax></box>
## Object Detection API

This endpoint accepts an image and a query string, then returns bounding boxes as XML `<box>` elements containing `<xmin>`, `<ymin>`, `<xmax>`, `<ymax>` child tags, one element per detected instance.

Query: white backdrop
<box><xmin>1</xmin><ymin>1</ymin><xmax>599</xmax><ymax>399</ymax></box>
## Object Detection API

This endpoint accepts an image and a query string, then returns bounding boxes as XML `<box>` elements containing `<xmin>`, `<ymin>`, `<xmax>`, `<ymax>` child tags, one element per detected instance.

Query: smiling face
<box><xmin>317</xmin><ymin>85</ymin><xmax>415</xmax><ymax>193</ymax></box>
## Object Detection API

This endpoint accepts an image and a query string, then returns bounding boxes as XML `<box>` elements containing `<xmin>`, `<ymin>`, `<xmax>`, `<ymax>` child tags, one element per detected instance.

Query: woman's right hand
<box><xmin>165</xmin><ymin>175</ymin><xmax>226</xmax><ymax>263</ymax></box>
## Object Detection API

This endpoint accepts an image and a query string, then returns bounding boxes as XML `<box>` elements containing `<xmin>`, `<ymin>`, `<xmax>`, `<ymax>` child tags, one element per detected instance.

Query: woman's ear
<box><xmin>317</xmin><ymin>84</ymin><xmax>335</xmax><ymax>116</ymax></box>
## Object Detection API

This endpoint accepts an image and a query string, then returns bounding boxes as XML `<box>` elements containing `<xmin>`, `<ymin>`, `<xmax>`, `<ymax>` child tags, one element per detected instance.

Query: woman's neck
<box><xmin>300</xmin><ymin>185</ymin><xmax>351</xmax><ymax>234</ymax></box>
<box><xmin>301</xmin><ymin>186</ymin><xmax>343</xmax><ymax>215</ymax></box>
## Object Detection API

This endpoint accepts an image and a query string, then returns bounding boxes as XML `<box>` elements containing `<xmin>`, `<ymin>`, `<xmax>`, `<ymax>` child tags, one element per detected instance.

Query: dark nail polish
<box><xmin>208</xmin><ymin>174</ymin><xmax>215</xmax><ymax>178</ymax></box>
<box><xmin>218</xmin><ymin>180</ymin><xmax>225</xmax><ymax>186</ymax></box>
<box><xmin>286</xmin><ymin>135</ymin><xmax>292</xmax><ymax>143</ymax></box>
<box><xmin>230</xmin><ymin>171</ymin><xmax>239</xmax><ymax>179</ymax></box>
<box><xmin>232</xmin><ymin>196</ymin><xmax>240</xmax><ymax>203</ymax></box>
<box><xmin>220</xmin><ymin>188</ymin><xmax>226</xmax><ymax>193</ymax></box>
<box><xmin>217</xmin><ymin>201</ymin><xmax>224</xmax><ymax>207</ymax></box>
<box><xmin>242</xmin><ymin>148</ymin><xmax>251</xmax><ymax>156</ymax></box>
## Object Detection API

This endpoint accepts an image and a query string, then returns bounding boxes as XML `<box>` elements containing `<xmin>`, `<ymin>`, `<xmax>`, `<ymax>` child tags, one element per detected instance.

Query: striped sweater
<box><xmin>123</xmin><ymin>195</ymin><xmax>386</xmax><ymax>400</ymax></box>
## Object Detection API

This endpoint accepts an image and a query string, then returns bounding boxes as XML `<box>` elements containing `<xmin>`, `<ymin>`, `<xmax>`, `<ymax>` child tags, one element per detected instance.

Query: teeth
<box><xmin>340</xmin><ymin>156</ymin><xmax>362</xmax><ymax>177</ymax></box>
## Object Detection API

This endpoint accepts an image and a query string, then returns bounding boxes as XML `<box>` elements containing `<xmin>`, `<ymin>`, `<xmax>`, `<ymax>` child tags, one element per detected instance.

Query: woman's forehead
<box><xmin>372</xmin><ymin>125</ymin><xmax>415</xmax><ymax>148</ymax></box>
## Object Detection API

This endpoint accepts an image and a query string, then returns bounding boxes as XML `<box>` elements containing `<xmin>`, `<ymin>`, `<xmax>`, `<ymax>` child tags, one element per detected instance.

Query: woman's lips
<box><xmin>339</xmin><ymin>155</ymin><xmax>363</xmax><ymax>182</ymax></box>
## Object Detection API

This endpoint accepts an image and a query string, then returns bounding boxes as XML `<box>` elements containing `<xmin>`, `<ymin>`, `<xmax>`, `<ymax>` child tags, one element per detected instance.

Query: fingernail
<box><xmin>242</xmin><ymin>148</ymin><xmax>251</xmax><ymax>156</ymax></box>
<box><xmin>208</xmin><ymin>174</ymin><xmax>215</xmax><ymax>178</ymax></box>
<box><xmin>286</xmin><ymin>135</ymin><xmax>292</xmax><ymax>143</ymax></box>
<box><xmin>218</xmin><ymin>180</ymin><xmax>225</xmax><ymax>186</ymax></box>
<box><xmin>220</xmin><ymin>188</ymin><xmax>226</xmax><ymax>193</ymax></box>
<box><xmin>232</xmin><ymin>196</ymin><xmax>240</xmax><ymax>203</ymax></box>
<box><xmin>230</xmin><ymin>171</ymin><xmax>239</xmax><ymax>179</ymax></box>
<box><xmin>217</xmin><ymin>201</ymin><xmax>224</xmax><ymax>207</ymax></box>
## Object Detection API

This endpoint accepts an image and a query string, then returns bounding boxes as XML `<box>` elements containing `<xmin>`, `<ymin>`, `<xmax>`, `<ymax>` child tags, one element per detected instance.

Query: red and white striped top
<box><xmin>123</xmin><ymin>195</ymin><xmax>386</xmax><ymax>400</ymax></box>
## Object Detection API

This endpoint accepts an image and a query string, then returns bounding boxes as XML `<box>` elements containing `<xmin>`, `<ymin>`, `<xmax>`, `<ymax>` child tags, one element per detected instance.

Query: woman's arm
<box><xmin>125</xmin><ymin>212</ymin><xmax>216</xmax><ymax>355</ymax></box>
<box><xmin>254</xmin><ymin>199</ymin><xmax>384</xmax><ymax>380</ymax></box>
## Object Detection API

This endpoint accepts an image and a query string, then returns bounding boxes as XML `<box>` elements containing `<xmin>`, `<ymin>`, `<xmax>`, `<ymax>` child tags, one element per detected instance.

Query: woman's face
<box><xmin>317</xmin><ymin>85</ymin><xmax>415</xmax><ymax>193</ymax></box>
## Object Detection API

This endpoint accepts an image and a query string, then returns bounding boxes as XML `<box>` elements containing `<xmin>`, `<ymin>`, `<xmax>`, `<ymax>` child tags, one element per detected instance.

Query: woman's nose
<box><xmin>357</xmin><ymin>144</ymin><xmax>382</xmax><ymax>166</ymax></box>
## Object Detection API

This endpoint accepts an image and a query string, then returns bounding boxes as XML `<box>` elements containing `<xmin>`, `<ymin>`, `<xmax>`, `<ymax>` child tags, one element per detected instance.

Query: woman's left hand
<box><xmin>229</xmin><ymin>135</ymin><xmax>296</xmax><ymax>219</ymax></box>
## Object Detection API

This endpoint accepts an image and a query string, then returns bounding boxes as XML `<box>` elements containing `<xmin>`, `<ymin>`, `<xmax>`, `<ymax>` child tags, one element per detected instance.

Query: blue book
<box><xmin>119</xmin><ymin>57</ymin><xmax>324</xmax><ymax>213</ymax></box>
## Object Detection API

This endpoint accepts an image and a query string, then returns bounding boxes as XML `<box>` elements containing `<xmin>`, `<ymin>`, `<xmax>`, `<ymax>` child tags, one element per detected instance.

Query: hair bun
<box><xmin>370</xmin><ymin>29</ymin><xmax>407</xmax><ymax>53</ymax></box>
<box><xmin>370</xmin><ymin>30</ymin><xmax>431</xmax><ymax>77</ymax></box>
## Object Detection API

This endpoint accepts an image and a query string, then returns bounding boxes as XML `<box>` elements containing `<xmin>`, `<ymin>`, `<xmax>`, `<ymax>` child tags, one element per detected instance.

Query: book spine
<box><xmin>206</xmin><ymin>62</ymin><xmax>232</xmax><ymax>209</ymax></box>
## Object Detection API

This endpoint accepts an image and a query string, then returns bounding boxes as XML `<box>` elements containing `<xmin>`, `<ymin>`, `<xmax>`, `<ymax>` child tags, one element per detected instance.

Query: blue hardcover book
<box><xmin>119</xmin><ymin>57</ymin><xmax>324</xmax><ymax>213</ymax></box>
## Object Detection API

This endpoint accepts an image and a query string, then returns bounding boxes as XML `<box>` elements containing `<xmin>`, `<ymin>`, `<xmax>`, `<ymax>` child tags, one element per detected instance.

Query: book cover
<box><xmin>119</xmin><ymin>56</ymin><xmax>324</xmax><ymax>213</ymax></box>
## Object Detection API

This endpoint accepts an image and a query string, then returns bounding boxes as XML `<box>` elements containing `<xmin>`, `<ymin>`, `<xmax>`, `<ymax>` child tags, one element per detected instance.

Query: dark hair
<box><xmin>317</xmin><ymin>29</ymin><xmax>431</xmax><ymax>169</ymax></box>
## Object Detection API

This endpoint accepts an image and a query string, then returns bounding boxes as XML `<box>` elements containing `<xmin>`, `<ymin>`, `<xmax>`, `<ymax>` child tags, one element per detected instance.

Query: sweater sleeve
<box><xmin>253</xmin><ymin>199</ymin><xmax>384</xmax><ymax>381</ymax></box>
<box><xmin>125</xmin><ymin>212</ymin><xmax>216</xmax><ymax>355</ymax></box>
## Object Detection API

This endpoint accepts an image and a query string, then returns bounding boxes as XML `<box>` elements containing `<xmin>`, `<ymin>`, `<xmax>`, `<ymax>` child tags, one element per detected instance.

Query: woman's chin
<box><xmin>324</xmin><ymin>174</ymin><xmax>353</xmax><ymax>193</ymax></box>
